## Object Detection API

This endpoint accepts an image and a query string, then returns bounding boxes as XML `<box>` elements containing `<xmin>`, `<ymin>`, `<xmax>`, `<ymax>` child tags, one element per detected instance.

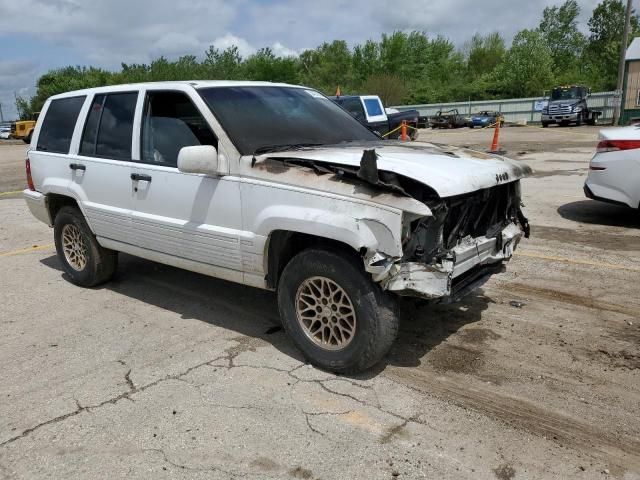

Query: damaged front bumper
<box><xmin>366</xmin><ymin>222</ymin><xmax>523</xmax><ymax>302</ymax></box>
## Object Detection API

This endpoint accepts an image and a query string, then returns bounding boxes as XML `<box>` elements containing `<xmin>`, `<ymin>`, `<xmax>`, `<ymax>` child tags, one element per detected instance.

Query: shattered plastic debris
<box><xmin>509</xmin><ymin>300</ymin><xmax>526</xmax><ymax>308</ymax></box>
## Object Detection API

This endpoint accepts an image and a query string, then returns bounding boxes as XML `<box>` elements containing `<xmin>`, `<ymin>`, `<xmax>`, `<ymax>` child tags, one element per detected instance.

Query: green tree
<box><xmin>15</xmin><ymin>96</ymin><xmax>33</xmax><ymax>120</ymax></box>
<box><xmin>465</xmin><ymin>32</ymin><xmax>506</xmax><ymax>79</ymax></box>
<box><xmin>203</xmin><ymin>46</ymin><xmax>243</xmax><ymax>79</ymax></box>
<box><xmin>583</xmin><ymin>0</ymin><xmax>640</xmax><ymax>90</ymax></box>
<box><xmin>538</xmin><ymin>0</ymin><xmax>586</xmax><ymax>78</ymax></box>
<box><xmin>361</xmin><ymin>73</ymin><xmax>407</xmax><ymax>106</ymax></box>
<box><xmin>495</xmin><ymin>29</ymin><xmax>555</xmax><ymax>97</ymax></box>
<box><xmin>243</xmin><ymin>48</ymin><xmax>300</xmax><ymax>83</ymax></box>
<box><xmin>299</xmin><ymin>40</ymin><xmax>354</xmax><ymax>93</ymax></box>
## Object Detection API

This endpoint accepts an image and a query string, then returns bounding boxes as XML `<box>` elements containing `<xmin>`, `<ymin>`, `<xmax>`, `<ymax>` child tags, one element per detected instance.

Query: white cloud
<box><xmin>271</xmin><ymin>42</ymin><xmax>299</xmax><ymax>58</ymax></box>
<box><xmin>212</xmin><ymin>33</ymin><xmax>257</xmax><ymax>58</ymax></box>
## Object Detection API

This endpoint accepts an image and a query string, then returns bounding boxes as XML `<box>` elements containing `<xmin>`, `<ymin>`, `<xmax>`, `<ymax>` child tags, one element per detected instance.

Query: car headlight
<box><xmin>542</xmin><ymin>108</ymin><xmax>548</xmax><ymax>114</ymax></box>
<box><xmin>573</xmin><ymin>107</ymin><xmax>582</xmax><ymax>113</ymax></box>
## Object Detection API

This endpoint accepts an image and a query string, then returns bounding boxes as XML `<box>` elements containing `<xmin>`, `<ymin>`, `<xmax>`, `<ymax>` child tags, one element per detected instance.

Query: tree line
<box><xmin>16</xmin><ymin>0</ymin><xmax>639</xmax><ymax>119</ymax></box>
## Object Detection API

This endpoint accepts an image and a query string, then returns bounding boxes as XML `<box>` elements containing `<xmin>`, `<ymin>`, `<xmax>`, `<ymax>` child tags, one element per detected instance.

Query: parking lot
<box><xmin>1</xmin><ymin>126</ymin><xmax>639</xmax><ymax>479</ymax></box>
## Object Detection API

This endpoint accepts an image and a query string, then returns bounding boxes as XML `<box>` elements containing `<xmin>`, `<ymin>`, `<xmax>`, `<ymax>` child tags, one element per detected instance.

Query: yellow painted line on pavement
<box><xmin>0</xmin><ymin>190</ymin><xmax>23</xmax><ymax>197</ymax></box>
<box><xmin>0</xmin><ymin>244</ymin><xmax>54</xmax><ymax>258</ymax></box>
<box><xmin>516</xmin><ymin>250</ymin><xmax>640</xmax><ymax>273</ymax></box>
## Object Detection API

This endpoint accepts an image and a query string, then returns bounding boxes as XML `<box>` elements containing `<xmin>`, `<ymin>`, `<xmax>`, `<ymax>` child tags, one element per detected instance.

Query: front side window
<box><xmin>79</xmin><ymin>92</ymin><xmax>137</xmax><ymax>160</ymax></box>
<box><xmin>141</xmin><ymin>91</ymin><xmax>217</xmax><ymax>167</ymax></box>
<box><xmin>36</xmin><ymin>96</ymin><xmax>86</xmax><ymax>154</ymax></box>
<box><xmin>199</xmin><ymin>86</ymin><xmax>378</xmax><ymax>155</ymax></box>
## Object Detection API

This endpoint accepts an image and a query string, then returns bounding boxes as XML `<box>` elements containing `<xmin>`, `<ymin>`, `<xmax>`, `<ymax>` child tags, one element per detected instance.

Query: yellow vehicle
<box><xmin>11</xmin><ymin>112</ymin><xmax>39</xmax><ymax>144</ymax></box>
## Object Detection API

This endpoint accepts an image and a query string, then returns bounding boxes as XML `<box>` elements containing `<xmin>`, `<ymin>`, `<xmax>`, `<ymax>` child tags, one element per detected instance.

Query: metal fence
<box><xmin>391</xmin><ymin>91</ymin><xmax>617</xmax><ymax>124</ymax></box>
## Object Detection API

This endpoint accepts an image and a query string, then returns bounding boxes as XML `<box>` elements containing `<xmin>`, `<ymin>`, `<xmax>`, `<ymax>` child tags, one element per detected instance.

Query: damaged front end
<box><xmin>364</xmin><ymin>161</ymin><xmax>529</xmax><ymax>303</ymax></box>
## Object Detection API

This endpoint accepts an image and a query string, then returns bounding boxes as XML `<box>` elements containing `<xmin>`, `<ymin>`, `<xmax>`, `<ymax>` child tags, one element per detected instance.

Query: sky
<box><xmin>0</xmin><ymin>0</ymin><xmax>602</xmax><ymax>120</ymax></box>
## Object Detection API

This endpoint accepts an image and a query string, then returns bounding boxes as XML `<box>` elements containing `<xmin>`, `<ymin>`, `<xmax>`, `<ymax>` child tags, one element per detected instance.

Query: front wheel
<box><xmin>54</xmin><ymin>206</ymin><xmax>117</xmax><ymax>287</ymax></box>
<box><xmin>277</xmin><ymin>248</ymin><xmax>399</xmax><ymax>374</ymax></box>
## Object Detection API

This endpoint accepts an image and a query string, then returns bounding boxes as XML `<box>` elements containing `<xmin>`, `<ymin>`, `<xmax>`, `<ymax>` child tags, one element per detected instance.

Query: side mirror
<box><xmin>177</xmin><ymin>145</ymin><xmax>219</xmax><ymax>176</ymax></box>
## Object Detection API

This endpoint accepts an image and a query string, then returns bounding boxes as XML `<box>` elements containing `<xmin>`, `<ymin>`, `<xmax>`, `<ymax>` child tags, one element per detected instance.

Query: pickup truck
<box><xmin>24</xmin><ymin>81</ymin><xmax>530</xmax><ymax>374</ymax></box>
<box><xmin>330</xmin><ymin>95</ymin><xmax>419</xmax><ymax>140</ymax></box>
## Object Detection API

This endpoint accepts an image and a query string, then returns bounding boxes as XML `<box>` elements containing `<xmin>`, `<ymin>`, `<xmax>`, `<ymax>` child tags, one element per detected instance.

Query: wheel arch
<box><xmin>264</xmin><ymin>230</ymin><xmax>364</xmax><ymax>290</ymax></box>
<box><xmin>46</xmin><ymin>193</ymin><xmax>82</xmax><ymax>225</ymax></box>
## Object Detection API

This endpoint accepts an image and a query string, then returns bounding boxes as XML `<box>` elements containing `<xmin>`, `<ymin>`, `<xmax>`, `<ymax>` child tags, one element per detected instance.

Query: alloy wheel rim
<box><xmin>295</xmin><ymin>276</ymin><xmax>357</xmax><ymax>351</ymax></box>
<box><xmin>61</xmin><ymin>224</ymin><xmax>88</xmax><ymax>271</ymax></box>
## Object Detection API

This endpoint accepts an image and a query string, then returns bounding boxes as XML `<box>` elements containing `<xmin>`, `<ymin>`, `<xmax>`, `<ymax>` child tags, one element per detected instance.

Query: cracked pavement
<box><xmin>1</xmin><ymin>130</ymin><xmax>640</xmax><ymax>479</ymax></box>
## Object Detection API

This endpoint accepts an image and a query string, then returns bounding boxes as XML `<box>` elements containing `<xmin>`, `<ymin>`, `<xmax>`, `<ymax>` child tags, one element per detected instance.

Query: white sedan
<box><xmin>585</xmin><ymin>126</ymin><xmax>640</xmax><ymax>209</ymax></box>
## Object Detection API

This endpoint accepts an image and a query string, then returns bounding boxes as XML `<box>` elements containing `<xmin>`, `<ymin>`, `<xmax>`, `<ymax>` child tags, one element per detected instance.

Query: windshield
<box><xmin>199</xmin><ymin>86</ymin><xmax>378</xmax><ymax>155</ymax></box>
<box><xmin>551</xmin><ymin>87</ymin><xmax>580</xmax><ymax>101</ymax></box>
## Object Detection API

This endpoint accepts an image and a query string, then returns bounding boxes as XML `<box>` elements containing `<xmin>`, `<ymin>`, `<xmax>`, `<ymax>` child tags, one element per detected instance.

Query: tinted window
<box><xmin>79</xmin><ymin>94</ymin><xmax>105</xmax><ymax>155</ymax></box>
<box><xmin>141</xmin><ymin>91</ymin><xmax>217</xmax><ymax>167</ymax></box>
<box><xmin>363</xmin><ymin>98</ymin><xmax>383</xmax><ymax>117</ymax></box>
<box><xmin>339</xmin><ymin>98</ymin><xmax>366</xmax><ymax>121</ymax></box>
<box><xmin>36</xmin><ymin>96</ymin><xmax>85</xmax><ymax>153</ymax></box>
<box><xmin>97</xmin><ymin>93</ymin><xmax>137</xmax><ymax>159</ymax></box>
<box><xmin>80</xmin><ymin>92</ymin><xmax>137</xmax><ymax>160</ymax></box>
<box><xmin>199</xmin><ymin>87</ymin><xmax>377</xmax><ymax>155</ymax></box>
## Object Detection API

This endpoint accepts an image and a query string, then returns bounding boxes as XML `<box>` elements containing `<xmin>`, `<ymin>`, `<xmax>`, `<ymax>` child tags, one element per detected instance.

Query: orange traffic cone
<box><xmin>489</xmin><ymin>120</ymin><xmax>504</xmax><ymax>154</ymax></box>
<box><xmin>401</xmin><ymin>120</ymin><xmax>408</xmax><ymax>141</ymax></box>
<box><xmin>335</xmin><ymin>86</ymin><xmax>341</xmax><ymax>97</ymax></box>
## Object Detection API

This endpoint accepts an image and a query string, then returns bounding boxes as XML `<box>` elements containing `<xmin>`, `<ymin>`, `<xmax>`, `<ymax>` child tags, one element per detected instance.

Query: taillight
<box><xmin>25</xmin><ymin>159</ymin><xmax>35</xmax><ymax>191</ymax></box>
<box><xmin>596</xmin><ymin>139</ymin><xmax>640</xmax><ymax>153</ymax></box>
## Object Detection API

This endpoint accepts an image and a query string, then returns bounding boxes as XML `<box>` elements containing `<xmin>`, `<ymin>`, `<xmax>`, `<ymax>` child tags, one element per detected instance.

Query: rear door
<box><xmin>130</xmin><ymin>87</ymin><xmax>243</xmax><ymax>281</ymax></box>
<box><xmin>66</xmin><ymin>91</ymin><xmax>138</xmax><ymax>243</ymax></box>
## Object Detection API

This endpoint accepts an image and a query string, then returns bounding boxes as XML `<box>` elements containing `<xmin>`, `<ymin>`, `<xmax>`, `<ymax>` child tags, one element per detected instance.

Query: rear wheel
<box><xmin>54</xmin><ymin>206</ymin><xmax>117</xmax><ymax>287</ymax></box>
<box><xmin>277</xmin><ymin>248</ymin><xmax>398</xmax><ymax>374</ymax></box>
<box><xmin>23</xmin><ymin>131</ymin><xmax>32</xmax><ymax>144</ymax></box>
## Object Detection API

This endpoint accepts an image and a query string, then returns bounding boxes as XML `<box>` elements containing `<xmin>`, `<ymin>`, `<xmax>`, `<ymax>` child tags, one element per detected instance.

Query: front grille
<box><xmin>548</xmin><ymin>104</ymin><xmax>572</xmax><ymax>115</ymax></box>
<box><xmin>442</xmin><ymin>182</ymin><xmax>519</xmax><ymax>249</ymax></box>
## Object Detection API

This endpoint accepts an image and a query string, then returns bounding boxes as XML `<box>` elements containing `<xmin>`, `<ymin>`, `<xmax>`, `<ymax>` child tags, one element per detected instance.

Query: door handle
<box><xmin>131</xmin><ymin>173</ymin><xmax>152</xmax><ymax>182</ymax></box>
<box><xmin>69</xmin><ymin>163</ymin><xmax>86</xmax><ymax>171</ymax></box>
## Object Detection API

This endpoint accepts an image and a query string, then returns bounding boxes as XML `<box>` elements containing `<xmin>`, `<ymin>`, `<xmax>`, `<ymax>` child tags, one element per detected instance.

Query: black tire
<box><xmin>53</xmin><ymin>206</ymin><xmax>117</xmax><ymax>287</ymax></box>
<box><xmin>277</xmin><ymin>248</ymin><xmax>399</xmax><ymax>374</ymax></box>
<box><xmin>23</xmin><ymin>132</ymin><xmax>32</xmax><ymax>144</ymax></box>
<box><xmin>541</xmin><ymin>122</ymin><xmax>549</xmax><ymax>128</ymax></box>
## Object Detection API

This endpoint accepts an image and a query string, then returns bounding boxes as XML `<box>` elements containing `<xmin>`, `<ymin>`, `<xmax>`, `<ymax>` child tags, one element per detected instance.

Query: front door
<box><xmin>130</xmin><ymin>89</ymin><xmax>243</xmax><ymax>280</ymax></box>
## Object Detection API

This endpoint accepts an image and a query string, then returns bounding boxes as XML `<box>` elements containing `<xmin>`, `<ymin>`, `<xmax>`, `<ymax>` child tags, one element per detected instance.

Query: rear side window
<box><xmin>80</xmin><ymin>92</ymin><xmax>137</xmax><ymax>160</ymax></box>
<box><xmin>363</xmin><ymin>98</ymin><xmax>383</xmax><ymax>117</ymax></box>
<box><xmin>36</xmin><ymin>96</ymin><xmax>85</xmax><ymax>153</ymax></box>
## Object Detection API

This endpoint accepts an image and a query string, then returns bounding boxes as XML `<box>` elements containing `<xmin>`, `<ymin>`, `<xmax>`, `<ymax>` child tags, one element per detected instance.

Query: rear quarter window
<box><xmin>363</xmin><ymin>98</ymin><xmax>383</xmax><ymax>117</ymax></box>
<box><xmin>36</xmin><ymin>96</ymin><xmax>86</xmax><ymax>154</ymax></box>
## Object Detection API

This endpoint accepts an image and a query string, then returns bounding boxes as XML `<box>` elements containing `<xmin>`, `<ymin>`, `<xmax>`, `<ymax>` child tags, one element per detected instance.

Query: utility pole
<box><xmin>613</xmin><ymin>0</ymin><xmax>633</xmax><ymax>126</ymax></box>
<box><xmin>0</xmin><ymin>103</ymin><xmax>4</xmax><ymax>123</ymax></box>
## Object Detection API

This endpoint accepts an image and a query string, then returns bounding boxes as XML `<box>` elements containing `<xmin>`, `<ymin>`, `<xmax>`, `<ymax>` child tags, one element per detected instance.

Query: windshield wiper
<box><xmin>253</xmin><ymin>143</ymin><xmax>325</xmax><ymax>155</ymax></box>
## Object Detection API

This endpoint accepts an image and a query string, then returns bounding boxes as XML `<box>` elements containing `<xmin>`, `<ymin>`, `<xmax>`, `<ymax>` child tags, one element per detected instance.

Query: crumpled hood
<box><xmin>263</xmin><ymin>141</ymin><xmax>531</xmax><ymax>197</ymax></box>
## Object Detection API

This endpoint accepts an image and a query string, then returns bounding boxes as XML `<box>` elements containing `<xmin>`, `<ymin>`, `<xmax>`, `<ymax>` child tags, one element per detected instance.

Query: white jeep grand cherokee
<box><xmin>24</xmin><ymin>81</ymin><xmax>531</xmax><ymax>373</ymax></box>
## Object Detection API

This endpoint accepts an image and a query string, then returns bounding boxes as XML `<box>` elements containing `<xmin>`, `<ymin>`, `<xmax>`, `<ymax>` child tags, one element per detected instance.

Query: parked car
<box><xmin>429</xmin><ymin>109</ymin><xmax>468</xmax><ymax>129</ymax></box>
<box><xmin>0</xmin><ymin>124</ymin><xmax>11</xmax><ymax>139</ymax></box>
<box><xmin>469</xmin><ymin>111</ymin><xmax>503</xmax><ymax>128</ymax></box>
<box><xmin>24</xmin><ymin>81</ymin><xmax>531</xmax><ymax>373</ymax></box>
<box><xmin>584</xmin><ymin>126</ymin><xmax>640</xmax><ymax>209</ymax></box>
<box><xmin>329</xmin><ymin>95</ymin><xmax>419</xmax><ymax>140</ymax></box>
